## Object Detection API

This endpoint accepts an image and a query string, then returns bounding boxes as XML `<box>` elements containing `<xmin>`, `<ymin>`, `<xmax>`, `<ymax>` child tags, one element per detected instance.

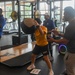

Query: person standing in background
<box><xmin>48</xmin><ymin>6</ymin><xmax>75</xmax><ymax>75</ymax></box>
<box><xmin>0</xmin><ymin>8</ymin><xmax>6</xmax><ymax>39</ymax></box>
<box><xmin>43</xmin><ymin>13</ymin><xmax>55</xmax><ymax>61</ymax></box>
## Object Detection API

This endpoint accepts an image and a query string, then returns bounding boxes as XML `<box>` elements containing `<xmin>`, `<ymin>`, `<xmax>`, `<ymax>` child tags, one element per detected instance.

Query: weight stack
<box><xmin>12</xmin><ymin>34</ymin><xmax>28</xmax><ymax>46</ymax></box>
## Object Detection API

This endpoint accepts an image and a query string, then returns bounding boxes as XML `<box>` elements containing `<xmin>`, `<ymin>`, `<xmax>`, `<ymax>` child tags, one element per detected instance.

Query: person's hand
<box><xmin>47</xmin><ymin>34</ymin><xmax>51</xmax><ymax>38</ymax></box>
<box><xmin>51</xmin><ymin>29</ymin><xmax>59</xmax><ymax>35</ymax></box>
<box><xmin>34</xmin><ymin>20</ymin><xmax>40</xmax><ymax>26</ymax></box>
<box><xmin>47</xmin><ymin>37</ymin><xmax>54</xmax><ymax>43</ymax></box>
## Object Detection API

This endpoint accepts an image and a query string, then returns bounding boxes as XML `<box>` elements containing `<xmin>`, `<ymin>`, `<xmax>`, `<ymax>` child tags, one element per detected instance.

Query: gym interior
<box><xmin>0</xmin><ymin>0</ymin><xmax>75</xmax><ymax>75</ymax></box>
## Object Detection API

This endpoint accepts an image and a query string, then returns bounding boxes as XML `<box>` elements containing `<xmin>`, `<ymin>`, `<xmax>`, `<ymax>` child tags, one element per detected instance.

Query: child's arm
<box><xmin>34</xmin><ymin>20</ymin><xmax>44</xmax><ymax>35</ymax></box>
<box><xmin>37</xmin><ymin>26</ymin><xmax>44</xmax><ymax>35</ymax></box>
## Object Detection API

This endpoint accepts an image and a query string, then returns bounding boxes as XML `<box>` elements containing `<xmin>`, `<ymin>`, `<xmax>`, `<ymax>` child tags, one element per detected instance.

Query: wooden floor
<box><xmin>0</xmin><ymin>41</ymin><xmax>35</xmax><ymax>62</ymax></box>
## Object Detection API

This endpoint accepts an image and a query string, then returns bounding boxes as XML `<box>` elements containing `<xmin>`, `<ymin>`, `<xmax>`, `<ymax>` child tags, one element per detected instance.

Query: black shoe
<box><xmin>60</xmin><ymin>70</ymin><xmax>67</xmax><ymax>75</ymax></box>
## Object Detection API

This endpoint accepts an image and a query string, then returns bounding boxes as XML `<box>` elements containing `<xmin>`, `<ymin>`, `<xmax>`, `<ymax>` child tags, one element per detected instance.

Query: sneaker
<box><xmin>27</xmin><ymin>64</ymin><xmax>35</xmax><ymax>70</ymax></box>
<box><xmin>49</xmin><ymin>69</ymin><xmax>54</xmax><ymax>75</ymax></box>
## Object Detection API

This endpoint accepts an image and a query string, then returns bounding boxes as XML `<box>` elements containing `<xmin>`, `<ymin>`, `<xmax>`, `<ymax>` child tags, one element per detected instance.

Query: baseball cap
<box><xmin>44</xmin><ymin>13</ymin><xmax>50</xmax><ymax>16</ymax></box>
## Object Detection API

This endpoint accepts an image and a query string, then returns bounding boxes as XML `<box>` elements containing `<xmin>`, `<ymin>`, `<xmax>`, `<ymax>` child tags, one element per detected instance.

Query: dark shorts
<box><xmin>32</xmin><ymin>44</ymin><xmax>49</xmax><ymax>56</ymax></box>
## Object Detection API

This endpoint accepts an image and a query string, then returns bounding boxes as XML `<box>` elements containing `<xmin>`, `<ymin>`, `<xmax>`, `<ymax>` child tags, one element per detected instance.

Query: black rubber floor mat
<box><xmin>0</xmin><ymin>45</ymin><xmax>13</xmax><ymax>51</ymax></box>
<box><xmin>2</xmin><ymin>51</ymin><xmax>42</xmax><ymax>67</ymax></box>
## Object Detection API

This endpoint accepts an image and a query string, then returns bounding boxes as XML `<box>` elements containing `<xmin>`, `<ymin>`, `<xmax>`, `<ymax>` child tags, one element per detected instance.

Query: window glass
<box><xmin>0</xmin><ymin>2</ymin><xmax>4</xmax><ymax>10</ymax></box>
<box><xmin>25</xmin><ymin>6</ymin><xmax>31</xmax><ymax>11</ymax></box>
<box><xmin>14</xmin><ymin>1</ymin><xmax>18</xmax><ymax>11</ymax></box>
<box><xmin>54</xmin><ymin>2</ymin><xmax>60</xmax><ymax>7</ymax></box>
<box><xmin>20</xmin><ymin>6</ymin><xmax>24</xmax><ymax>10</ymax></box>
<box><xmin>0</xmin><ymin>2</ymin><xmax>5</xmax><ymax>16</ymax></box>
<box><xmin>52</xmin><ymin>2</ymin><xmax>61</xmax><ymax>24</ymax></box>
<box><xmin>5</xmin><ymin>2</ymin><xmax>12</xmax><ymax>11</ymax></box>
<box><xmin>39</xmin><ymin>2</ymin><xmax>48</xmax><ymax>10</ymax></box>
<box><xmin>63</xmin><ymin>0</ymin><xmax>74</xmax><ymax>9</ymax></box>
<box><xmin>25</xmin><ymin>11</ymin><xmax>31</xmax><ymax>15</ymax></box>
<box><xmin>6</xmin><ymin>12</ymin><xmax>12</xmax><ymax>22</ymax></box>
<box><xmin>55</xmin><ymin>8</ymin><xmax>60</xmax><ymax>15</ymax></box>
<box><xmin>39</xmin><ymin>2</ymin><xmax>49</xmax><ymax>22</ymax></box>
<box><xmin>40</xmin><ymin>11</ymin><xmax>48</xmax><ymax>14</ymax></box>
<box><xmin>25</xmin><ymin>16</ymin><xmax>31</xmax><ymax>18</ymax></box>
<box><xmin>5</xmin><ymin>2</ymin><xmax>12</xmax><ymax>22</ymax></box>
<box><xmin>21</xmin><ymin>11</ymin><xmax>25</xmax><ymax>16</ymax></box>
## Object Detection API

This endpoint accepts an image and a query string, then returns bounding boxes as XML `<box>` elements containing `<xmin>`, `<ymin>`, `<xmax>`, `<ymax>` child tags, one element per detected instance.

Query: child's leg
<box><xmin>27</xmin><ymin>45</ymin><xmax>39</xmax><ymax>70</ymax></box>
<box><xmin>43</xmin><ymin>55</ymin><xmax>54</xmax><ymax>75</ymax></box>
<box><xmin>27</xmin><ymin>54</ymin><xmax>36</xmax><ymax>70</ymax></box>
<box><xmin>31</xmin><ymin>54</ymin><xmax>36</xmax><ymax>65</ymax></box>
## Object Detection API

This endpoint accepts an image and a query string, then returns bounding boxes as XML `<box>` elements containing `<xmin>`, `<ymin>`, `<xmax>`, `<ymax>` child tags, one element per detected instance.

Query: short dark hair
<box><xmin>35</xmin><ymin>18</ymin><xmax>42</xmax><ymax>24</ymax></box>
<box><xmin>64</xmin><ymin>6</ymin><xmax>75</xmax><ymax>18</ymax></box>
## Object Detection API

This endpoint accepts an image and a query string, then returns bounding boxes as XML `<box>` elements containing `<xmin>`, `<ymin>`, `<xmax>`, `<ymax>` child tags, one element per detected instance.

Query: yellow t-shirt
<box><xmin>34</xmin><ymin>26</ymin><xmax>48</xmax><ymax>46</ymax></box>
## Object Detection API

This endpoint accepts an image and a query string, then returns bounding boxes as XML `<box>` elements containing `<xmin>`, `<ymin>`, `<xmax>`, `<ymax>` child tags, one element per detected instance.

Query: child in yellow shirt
<box><xmin>26</xmin><ymin>18</ymin><xmax>54</xmax><ymax>75</ymax></box>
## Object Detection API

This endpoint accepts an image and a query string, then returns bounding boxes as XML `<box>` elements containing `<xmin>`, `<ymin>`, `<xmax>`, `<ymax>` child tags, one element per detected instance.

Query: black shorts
<box><xmin>32</xmin><ymin>44</ymin><xmax>49</xmax><ymax>56</ymax></box>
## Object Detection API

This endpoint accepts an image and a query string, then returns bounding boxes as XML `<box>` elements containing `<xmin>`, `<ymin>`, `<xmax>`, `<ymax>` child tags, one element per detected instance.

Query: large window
<box><xmin>63</xmin><ymin>0</ymin><xmax>74</xmax><ymax>9</ymax></box>
<box><xmin>23</xmin><ymin>3</ymin><xmax>32</xmax><ymax>18</ymax></box>
<box><xmin>0</xmin><ymin>0</ymin><xmax>75</xmax><ymax>23</ymax></box>
<box><xmin>39</xmin><ymin>2</ymin><xmax>49</xmax><ymax>22</ymax></box>
<box><xmin>0</xmin><ymin>2</ymin><xmax>5</xmax><ymax>16</ymax></box>
<box><xmin>4</xmin><ymin>2</ymin><xmax>12</xmax><ymax>22</ymax></box>
<box><xmin>14</xmin><ymin>2</ymin><xmax>32</xmax><ymax>21</ymax></box>
<box><xmin>53</xmin><ymin>1</ymin><xmax>61</xmax><ymax>24</ymax></box>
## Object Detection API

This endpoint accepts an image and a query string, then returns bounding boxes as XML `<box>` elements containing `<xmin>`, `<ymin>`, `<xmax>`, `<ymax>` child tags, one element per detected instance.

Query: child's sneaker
<box><xmin>27</xmin><ymin>64</ymin><xmax>35</xmax><ymax>70</ymax></box>
<box><xmin>49</xmin><ymin>69</ymin><xmax>54</xmax><ymax>75</ymax></box>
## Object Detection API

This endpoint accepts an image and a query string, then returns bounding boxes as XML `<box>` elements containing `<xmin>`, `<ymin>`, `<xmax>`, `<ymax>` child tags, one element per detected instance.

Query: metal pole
<box><xmin>17</xmin><ymin>0</ymin><xmax>21</xmax><ymax>45</ymax></box>
<box><xmin>50</xmin><ymin>1</ymin><xmax>52</xmax><ymax>19</ymax></box>
<box><xmin>36</xmin><ymin>0</ymin><xmax>39</xmax><ymax>10</ymax></box>
<box><xmin>31</xmin><ymin>3</ymin><xmax>34</xmax><ymax>18</ymax></box>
